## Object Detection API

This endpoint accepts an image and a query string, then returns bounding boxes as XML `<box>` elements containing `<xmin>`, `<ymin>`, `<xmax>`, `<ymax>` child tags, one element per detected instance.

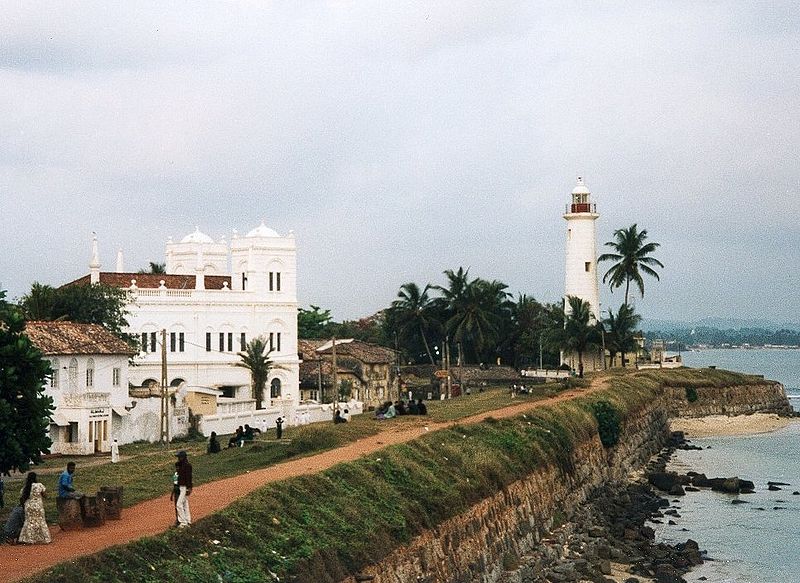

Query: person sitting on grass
<box><xmin>416</xmin><ymin>399</ymin><xmax>427</xmax><ymax>415</ymax></box>
<box><xmin>408</xmin><ymin>399</ymin><xmax>419</xmax><ymax>415</ymax></box>
<box><xmin>395</xmin><ymin>400</ymin><xmax>407</xmax><ymax>415</ymax></box>
<box><xmin>334</xmin><ymin>409</ymin><xmax>346</xmax><ymax>424</ymax></box>
<box><xmin>227</xmin><ymin>427</ymin><xmax>244</xmax><ymax>448</ymax></box>
<box><xmin>243</xmin><ymin>424</ymin><xmax>255</xmax><ymax>442</ymax></box>
<box><xmin>207</xmin><ymin>431</ymin><xmax>221</xmax><ymax>454</ymax></box>
<box><xmin>383</xmin><ymin>401</ymin><xmax>397</xmax><ymax>419</ymax></box>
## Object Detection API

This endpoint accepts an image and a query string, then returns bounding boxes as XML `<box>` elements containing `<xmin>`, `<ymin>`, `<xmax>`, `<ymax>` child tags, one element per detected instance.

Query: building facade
<box><xmin>26</xmin><ymin>321</ymin><xmax>135</xmax><ymax>455</ymax></box>
<box><xmin>65</xmin><ymin>223</ymin><xmax>301</xmax><ymax>433</ymax></box>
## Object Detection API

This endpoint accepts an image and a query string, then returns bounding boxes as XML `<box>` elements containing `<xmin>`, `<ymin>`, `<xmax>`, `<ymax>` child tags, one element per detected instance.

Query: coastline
<box><xmin>669</xmin><ymin>413</ymin><xmax>794</xmax><ymax>438</ymax></box>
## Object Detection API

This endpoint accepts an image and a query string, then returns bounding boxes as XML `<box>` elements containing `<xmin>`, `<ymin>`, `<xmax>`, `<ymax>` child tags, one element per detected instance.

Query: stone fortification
<box><xmin>341</xmin><ymin>380</ymin><xmax>785</xmax><ymax>583</ymax></box>
<box><xmin>664</xmin><ymin>380</ymin><xmax>791</xmax><ymax>417</ymax></box>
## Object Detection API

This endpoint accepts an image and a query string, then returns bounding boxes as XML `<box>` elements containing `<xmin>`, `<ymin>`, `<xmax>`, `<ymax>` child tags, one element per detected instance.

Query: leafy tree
<box><xmin>298</xmin><ymin>305</ymin><xmax>333</xmax><ymax>339</ymax></box>
<box><xmin>556</xmin><ymin>296</ymin><xmax>601</xmax><ymax>377</ymax></box>
<box><xmin>235</xmin><ymin>336</ymin><xmax>277</xmax><ymax>410</ymax></box>
<box><xmin>138</xmin><ymin>262</ymin><xmax>166</xmax><ymax>274</ymax></box>
<box><xmin>0</xmin><ymin>290</ymin><xmax>54</xmax><ymax>475</ymax></box>
<box><xmin>389</xmin><ymin>283</ymin><xmax>439</xmax><ymax>365</ymax></box>
<box><xmin>509</xmin><ymin>295</ymin><xmax>562</xmax><ymax>369</ymax></box>
<box><xmin>598</xmin><ymin>224</ymin><xmax>664</xmax><ymax>306</ymax></box>
<box><xmin>602</xmin><ymin>304</ymin><xmax>642</xmax><ymax>367</ymax></box>
<box><xmin>19</xmin><ymin>283</ymin><xmax>132</xmax><ymax>343</ymax></box>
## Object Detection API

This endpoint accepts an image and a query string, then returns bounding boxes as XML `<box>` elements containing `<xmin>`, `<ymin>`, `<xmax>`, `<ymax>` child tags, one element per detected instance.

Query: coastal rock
<box><xmin>768</xmin><ymin>484</ymin><xmax>782</xmax><ymax>491</ymax></box>
<box><xmin>649</xmin><ymin>472</ymin><xmax>680</xmax><ymax>492</ymax></box>
<box><xmin>690</xmin><ymin>474</ymin><xmax>710</xmax><ymax>488</ymax></box>
<box><xmin>709</xmin><ymin>477</ymin><xmax>742</xmax><ymax>494</ymax></box>
<box><xmin>768</xmin><ymin>481</ymin><xmax>790</xmax><ymax>486</ymax></box>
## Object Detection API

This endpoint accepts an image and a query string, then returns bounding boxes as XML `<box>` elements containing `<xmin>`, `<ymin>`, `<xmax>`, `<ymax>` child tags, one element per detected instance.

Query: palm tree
<box><xmin>558</xmin><ymin>296</ymin><xmax>601</xmax><ymax>377</ymax></box>
<box><xmin>235</xmin><ymin>336</ymin><xmax>277</xmax><ymax>409</ymax></box>
<box><xmin>598</xmin><ymin>224</ymin><xmax>664</xmax><ymax>305</ymax></box>
<box><xmin>390</xmin><ymin>282</ymin><xmax>439</xmax><ymax>365</ymax></box>
<box><xmin>602</xmin><ymin>304</ymin><xmax>642</xmax><ymax>367</ymax></box>
<box><xmin>446</xmin><ymin>278</ymin><xmax>511</xmax><ymax>363</ymax></box>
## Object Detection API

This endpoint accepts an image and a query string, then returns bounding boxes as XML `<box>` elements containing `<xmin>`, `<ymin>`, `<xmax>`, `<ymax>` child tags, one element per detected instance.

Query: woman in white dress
<box><xmin>18</xmin><ymin>472</ymin><xmax>51</xmax><ymax>544</ymax></box>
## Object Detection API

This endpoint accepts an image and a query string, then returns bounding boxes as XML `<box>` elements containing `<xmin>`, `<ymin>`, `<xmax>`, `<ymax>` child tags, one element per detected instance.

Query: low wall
<box><xmin>664</xmin><ymin>381</ymin><xmax>792</xmax><ymax>417</ymax></box>
<box><xmin>197</xmin><ymin>401</ymin><xmax>364</xmax><ymax>436</ymax></box>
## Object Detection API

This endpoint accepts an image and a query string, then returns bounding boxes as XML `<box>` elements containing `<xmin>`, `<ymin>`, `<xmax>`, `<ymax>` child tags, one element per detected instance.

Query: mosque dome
<box><xmin>180</xmin><ymin>227</ymin><xmax>215</xmax><ymax>244</ymax></box>
<box><xmin>571</xmin><ymin>177</ymin><xmax>591</xmax><ymax>196</ymax></box>
<box><xmin>246</xmin><ymin>221</ymin><xmax>280</xmax><ymax>238</ymax></box>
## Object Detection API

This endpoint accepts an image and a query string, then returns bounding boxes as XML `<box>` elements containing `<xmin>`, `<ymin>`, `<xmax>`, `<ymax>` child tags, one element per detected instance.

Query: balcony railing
<box><xmin>566</xmin><ymin>203</ymin><xmax>596</xmax><ymax>214</ymax></box>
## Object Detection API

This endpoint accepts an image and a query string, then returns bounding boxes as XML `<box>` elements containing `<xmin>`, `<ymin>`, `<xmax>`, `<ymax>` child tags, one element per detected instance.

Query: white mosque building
<box><xmin>66</xmin><ymin>222</ymin><xmax>302</xmax><ymax>434</ymax></box>
<box><xmin>562</xmin><ymin>177</ymin><xmax>604</xmax><ymax>373</ymax></box>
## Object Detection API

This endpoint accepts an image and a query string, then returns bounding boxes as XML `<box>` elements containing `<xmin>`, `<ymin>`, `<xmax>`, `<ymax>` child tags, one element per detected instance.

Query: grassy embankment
<box><xmin>23</xmin><ymin>369</ymin><xmax>765</xmax><ymax>583</ymax></box>
<box><xmin>2</xmin><ymin>381</ymin><xmax>573</xmax><ymax>525</ymax></box>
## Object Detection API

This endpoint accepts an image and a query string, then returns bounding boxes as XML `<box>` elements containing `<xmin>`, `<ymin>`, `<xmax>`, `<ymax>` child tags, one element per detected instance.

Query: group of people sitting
<box><xmin>376</xmin><ymin>398</ymin><xmax>427</xmax><ymax>420</ymax></box>
<box><xmin>333</xmin><ymin>408</ymin><xmax>351</xmax><ymax>424</ymax></box>
<box><xmin>224</xmin><ymin>424</ymin><xmax>261</xmax><ymax>449</ymax></box>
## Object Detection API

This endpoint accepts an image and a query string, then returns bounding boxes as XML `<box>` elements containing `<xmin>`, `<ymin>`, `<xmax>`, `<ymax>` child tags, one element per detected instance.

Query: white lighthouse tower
<box><xmin>563</xmin><ymin>176</ymin><xmax>600</xmax><ymax>320</ymax></box>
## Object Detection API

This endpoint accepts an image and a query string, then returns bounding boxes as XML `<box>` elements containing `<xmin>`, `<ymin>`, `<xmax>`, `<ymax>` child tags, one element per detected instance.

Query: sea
<box><xmin>655</xmin><ymin>348</ymin><xmax>800</xmax><ymax>583</ymax></box>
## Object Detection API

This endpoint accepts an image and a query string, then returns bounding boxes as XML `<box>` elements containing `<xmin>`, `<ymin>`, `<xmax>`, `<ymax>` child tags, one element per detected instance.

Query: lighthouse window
<box><xmin>585</xmin><ymin>262</ymin><xmax>591</xmax><ymax>272</ymax></box>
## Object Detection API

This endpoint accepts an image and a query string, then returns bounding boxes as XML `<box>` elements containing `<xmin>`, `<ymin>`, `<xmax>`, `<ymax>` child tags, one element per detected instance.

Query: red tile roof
<box><xmin>64</xmin><ymin>273</ymin><xmax>231</xmax><ymax>290</ymax></box>
<box><xmin>25</xmin><ymin>321</ymin><xmax>136</xmax><ymax>356</ymax></box>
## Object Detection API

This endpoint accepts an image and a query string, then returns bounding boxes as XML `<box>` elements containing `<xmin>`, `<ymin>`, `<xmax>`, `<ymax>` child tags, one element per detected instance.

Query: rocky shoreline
<box><xmin>503</xmin><ymin>433</ymin><xmax>715</xmax><ymax>583</ymax></box>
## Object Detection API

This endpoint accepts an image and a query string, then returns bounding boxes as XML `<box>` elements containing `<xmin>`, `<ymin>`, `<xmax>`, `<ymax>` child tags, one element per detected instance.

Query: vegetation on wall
<box><xmin>589</xmin><ymin>400</ymin><xmax>622</xmax><ymax>448</ymax></box>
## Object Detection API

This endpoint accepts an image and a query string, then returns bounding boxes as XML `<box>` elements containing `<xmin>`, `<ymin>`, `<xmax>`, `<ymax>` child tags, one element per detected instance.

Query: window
<box><xmin>206</xmin><ymin>332</ymin><xmax>212</xmax><ymax>352</ymax></box>
<box><xmin>112</xmin><ymin>368</ymin><xmax>121</xmax><ymax>387</ymax></box>
<box><xmin>68</xmin><ymin>422</ymin><xmax>79</xmax><ymax>443</ymax></box>
<box><xmin>68</xmin><ymin>358</ymin><xmax>78</xmax><ymax>391</ymax></box>
<box><xmin>269</xmin><ymin>332</ymin><xmax>274</xmax><ymax>351</ymax></box>
<box><xmin>219</xmin><ymin>333</ymin><xmax>225</xmax><ymax>352</ymax></box>
<box><xmin>277</xmin><ymin>332</ymin><xmax>281</xmax><ymax>352</ymax></box>
<box><xmin>170</xmin><ymin>332</ymin><xmax>176</xmax><ymax>352</ymax></box>
<box><xmin>276</xmin><ymin>272</ymin><xmax>281</xmax><ymax>291</ymax></box>
<box><xmin>50</xmin><ymin>358</ymin><xmax>59</xmax><ymax>388</ymax></box>
<box><xmin>179</xmin><ymin>332</ymin><xmax>185</xmax><ymax>352</ymax></box>
<box><xmin>150</xmin><ymin>332</ymin><xmax>157</xmax><ymax>353</ymax></box>
<box><xmin>268</xmin><ymin>272</ymin><xmax>274</xmax><ymax>291</ymax></box>
<box><xmin>240</xmin><ymin>333</ymin><xmax>246</xmax><ymax>351</ymax></box>
<box><xmin>86</xmin><ymin>358</ymin><xmax>95</xmax><ymax>388</ymax></box>
<box><xmin>242</xmin><ymin>272</ymin><xmax>247</xmax><ymax>291</ymax></box>
<box><xmin>227</xmin><ymin>332</ymin><xmax>233</xmax><ymax>352</ymax></box>
<box><xmin>141</xmin><ymin>332</ymin><xmax>148</xmax><ymax>353</ymax></box>
<box><xmin>270</xmin><ymin>378</ymin><xmax>281</xmax><ymax>398</ymax></box>
<box><xmin>585</xmin><ymin>261</ymin><xmax>591</xmax><ymax>272</ymax></box>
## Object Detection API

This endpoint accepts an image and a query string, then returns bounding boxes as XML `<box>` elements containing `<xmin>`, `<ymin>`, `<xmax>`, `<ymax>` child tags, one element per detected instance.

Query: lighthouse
<box><xmin>563</xmin><ymin>177</ymin><xmax>600</xmax><ymax>320</ymax></box>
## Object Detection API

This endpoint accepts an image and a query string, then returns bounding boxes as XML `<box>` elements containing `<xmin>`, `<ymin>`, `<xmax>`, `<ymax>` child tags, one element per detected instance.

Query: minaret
<box><xmin>115</xmin><ymin>249</ymin><xmax>125</xmax><ymax>273</ymax></box>
<box><xmin>563</xmin><ymin>177</ymin><xmax>600</xmax><ymax>320</ymax></box>
<box><xmin>89</xmin><ymin>234</ymin><xmax>102</xmax><ymax>284</ymax></box>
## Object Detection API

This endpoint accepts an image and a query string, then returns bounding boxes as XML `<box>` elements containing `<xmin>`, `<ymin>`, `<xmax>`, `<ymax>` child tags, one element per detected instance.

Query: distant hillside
<box><xmin>641</xmin><ymin>317</ymin><xmax>800</xmax><ymax>333</ymax></box>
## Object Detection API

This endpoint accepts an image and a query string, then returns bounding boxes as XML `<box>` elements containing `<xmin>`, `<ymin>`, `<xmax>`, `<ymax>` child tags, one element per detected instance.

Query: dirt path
<box><xmin>3</xmin><ymin>381</ymin><xmax>607</xmax><ymax>582</ymax></box>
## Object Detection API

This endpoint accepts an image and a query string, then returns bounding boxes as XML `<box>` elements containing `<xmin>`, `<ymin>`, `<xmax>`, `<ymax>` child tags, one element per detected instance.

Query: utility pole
<box><xmin>331</xmin><ymin>337</ymin><xmax>338</xmax><ymax>418</ymax></box>
<box><xmin>160</xmin><ymin>328</ymin><xmax>169</xmax><ymax>444</ymax></box>
<box><xmin>458</xmin><ymin>341</ymin><xmax>463</xmax><ymax>390</ymax></box>
<box><xmin>445</xmin><ymin>335</ymin><xmax>452</xmax><ymax>399</ymax></box>
<box><xmin>539</xmin><ymin>332</ymin><xmax>544</xmax><ymax>370</ymax></box>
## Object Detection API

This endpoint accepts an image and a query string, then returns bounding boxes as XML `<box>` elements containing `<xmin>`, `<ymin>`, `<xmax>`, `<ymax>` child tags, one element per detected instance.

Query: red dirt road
<box><xmin>3</xmin><ymin>385</ymin><xmax>604</xmax><ymax>582</ymax></box>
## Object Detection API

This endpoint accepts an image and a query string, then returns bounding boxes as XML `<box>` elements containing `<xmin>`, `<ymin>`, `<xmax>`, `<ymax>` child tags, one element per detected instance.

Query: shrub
<box><xmin>685</xmin><ymin>387</ymin><xmax>698</xmax><ymax>403</ymax></box>
<box><xmin>589</xmin><ymin>400</ymin><xmax>622</xmax><ymax>448</ymax></box>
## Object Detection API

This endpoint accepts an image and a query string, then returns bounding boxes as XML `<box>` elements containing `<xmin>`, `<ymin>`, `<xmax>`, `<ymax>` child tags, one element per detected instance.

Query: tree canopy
<box><xmin>19</xmin><ymin>282</ymin><xmax>133</xmax><ymax>344</ymax></box>
<box><xmin>0</xmin><ymin>290</ymin><xmax>54</xmax><ymax>475</ymax></box>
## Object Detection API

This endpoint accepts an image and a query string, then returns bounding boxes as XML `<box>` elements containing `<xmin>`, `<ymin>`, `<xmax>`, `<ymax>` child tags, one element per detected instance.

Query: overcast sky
<box><xmin>1</xmin><ymin>2</ymin><xmax>798</xmax><ymax>324</ymax></box>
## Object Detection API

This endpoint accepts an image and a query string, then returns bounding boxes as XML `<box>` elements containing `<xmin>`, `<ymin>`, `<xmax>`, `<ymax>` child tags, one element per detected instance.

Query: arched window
<box><xmin>50</xmin><ymin>358</ymin><xmax>60</xmax><ymax>388</ymax></box>
<box><xmin>86</xmin><ymin>358</ymin><xmax>95</xmax><ymax>388</ymax></box>
<box><xmin>270</xmin><ymin>378</ymin><xmax>282</xmax><ymax>398</ymax></box>
<box><xmin>68</xmin><ymin>358</ymin><xmax>79</xmax><ymax>391</ymax></box>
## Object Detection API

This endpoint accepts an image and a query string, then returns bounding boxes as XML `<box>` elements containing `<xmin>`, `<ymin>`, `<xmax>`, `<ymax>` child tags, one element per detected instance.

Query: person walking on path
<box><xmin>57</xmin><ymin>462</ymin><xmax>81</xmax><ymax>499</ymax></box>
<box><xmin>111</xmin><ymin>439</ymin><xmax>120</xmax><ymax>463</ymax></box>
<box><xmin>18</xmin><ymin>473</ymin><xmax>51</xmax><ymax>544</ymax></box>
<box><xmin>275</xmin><ymin>416</ymin><xmax>284</xmax><ymax>439</ymax></box>
<box><xmin>174</xmin><ymin>451</ymin><xmax>193</xmax><ymax>528</ymax></box>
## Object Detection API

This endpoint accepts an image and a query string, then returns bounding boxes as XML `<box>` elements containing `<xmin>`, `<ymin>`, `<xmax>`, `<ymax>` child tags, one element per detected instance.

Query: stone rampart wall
<box><xmin>340</xmin><ymin>382</ymin><xmax>783</xmax><ymax>583</ymax></box>
<box><xmin>664</xmin><ymin>381</ymin><xmax>792</xmax><ymax>417</ymax></box>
